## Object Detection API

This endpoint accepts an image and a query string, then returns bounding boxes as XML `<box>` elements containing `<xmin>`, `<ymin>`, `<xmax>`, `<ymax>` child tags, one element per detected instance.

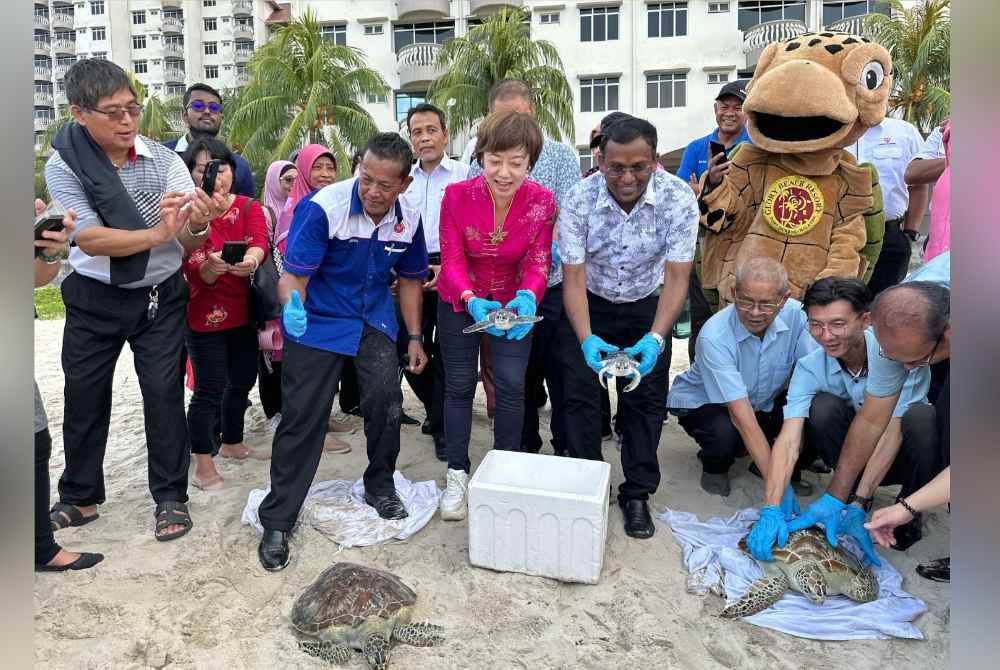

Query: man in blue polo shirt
<box><xmin>256</xmin><ymin>133</ymin><xmax>430</xmax><ymax>571</ymax></box>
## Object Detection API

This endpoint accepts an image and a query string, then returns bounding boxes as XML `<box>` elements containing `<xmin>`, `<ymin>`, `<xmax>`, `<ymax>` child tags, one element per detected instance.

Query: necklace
<box><xmin>488</xmin><ymin>193</ymin><xmax>513</xmax><ymax>245</ymax></box>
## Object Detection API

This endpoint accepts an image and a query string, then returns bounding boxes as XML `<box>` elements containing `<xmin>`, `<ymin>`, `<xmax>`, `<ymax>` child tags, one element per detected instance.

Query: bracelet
<box><xmin>39</xmin><ymin>253</ymin><xmax>61</xmax><ymax>265</ymax></box>
<box><xmin>407</xmin><ymin>333</ymin><xmax>423</xmax><ymax>342</ymax></box>
<box><xmin>897</xmin><ymin>496</ymin><xmax>918</xmax><ymax>517</ymax></box>
<box><xmin>647</xmin><ymin>331</ymin><xmax>666</xmax><ymax>353</ymax></box>
<box><xmin>185</xmin><ymin>221</ymin><xmax>209</xmax><ymax>238</ymax></box>
<box><xmin>248</xmin><ymin>255</ymin><xmax>260</xmax><ymax>273</ymax></box>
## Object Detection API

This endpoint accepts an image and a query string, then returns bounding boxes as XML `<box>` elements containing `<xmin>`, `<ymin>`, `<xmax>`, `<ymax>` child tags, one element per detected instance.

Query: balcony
<box><xmin>827</xmin><ymin>14</ymin><xmax>878</xmax><ymax>37</ymax></box>
<box><xmin>35</xmin><ymin>117</ymin><xmax>53</xmax><ymax>132</ymax></box>
<box><xmin>33</xmin><ymin>15</ymin><xmax>49</xmax><ymax>31</ymax></box>
<box><xmin>34</xmin><ymin>40</ymin><xmax>50</xmax><ymax>57</ymax></box>
<box><xmin>234</xmin><ymin>46</ymin><xmax>254</xmax><ymax>63</ymax></box>
<box><xmin>397</xmin><ymin>0</ymin><xmax>450</xmax><ymax>20</ymax></box>
<box><xmin>163</xmin><ymin>42</ymin><xmax>185</xmax><ymax>58</ymax></box>
<box><xmin>233</xmin><ymin>25</ymin><xmax>254</xmax><ymax>41</ymax></box>
<box><xmin>233</xmin><ymin>0</ymin><xmax>254</xmax><ymax>17</ymax></box>
<box><xmin>55</xmin><ymin>90</ymin><xmax>67</xmax><ymax>106</ymax></box>
<box><xmin>34</xmin><ymin>92</ymin><xmax>54</xmax><ymax>107</ymax></box>
<box><xmin>54</xmin><ymin>63</ymin><xmax>70</xmax><ymax>78</ymax></box>
<box><xmin>470</xmin><ymin>0</ymin><xmax>523</xmax><ymax>13</ymax></box>
<box><xmin>34</xmin><ymin>65</ymin><xmax>52</xmax><ymax>81</ymax></box>
<box><xmin>161</xmin><ymin>0</ymin><xmax>182</xmax><ymax>8</ymax></box>
<box><xmin>742</xmin><ymin>19</ymin><xmax>807</xmax><ymax>68</ymax></box>
<box><xmin>235</xmin><ymin>71</ymin><xmax>250</xmax><ymax>86</ymax></box>
<box><xmin>53</xmin><ymin>39</ymin><xmax>76</xmax><ymax>55</ymax></box>
<box><xmin>51</xmin><ymin>12</ymin><xmax>74</xmax><ymax>31</ymax></box>
<box><xmin>397</xmin><ymin>42</ymin><xmax>444</xmax><ymax>89</ymax></box>
<box><xmin>163</xmin><ymin>67</ymin><xmax>186</xmax><ymax>83</ymax></box>
<box><xmin>162</xmin><ymin>17</ymin><xmax>184</xmax><ymax>34</ymax></box>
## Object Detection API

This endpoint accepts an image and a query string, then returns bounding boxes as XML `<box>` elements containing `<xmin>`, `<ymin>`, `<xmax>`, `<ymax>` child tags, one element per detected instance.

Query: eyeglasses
<box><xmin>605</xmin><ymin>163</ymin><xmax>654</xmax><ymax>178</ymax></box>
<box><xmin>188</xmin><ymin>100</ymin><xmax>222</xmax><ymax>114</ymax></box>
<box><xmin>878</xmin><ymin>333</ymin><xmax>941</xmax><ymax>368</ymax></box>
<box><xmin>734</xmin><ymin>296</ymin><xmax>783</xmax><ymax>314</ymax></box>
<box><xmin>808</xmin><ymin>316</ymin><xmax>858</xmax><ymax>337</ymax></box>
<box><xmin>86</xmin><ymin>103</ymin><xmax>143</xmax><ymax>121</ymax></box>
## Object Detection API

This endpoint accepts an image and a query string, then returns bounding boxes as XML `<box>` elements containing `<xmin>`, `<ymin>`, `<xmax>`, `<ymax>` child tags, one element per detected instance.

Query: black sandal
<box><xmin>49</xmin><ymin>502</ymin><xmax>99</xmax><ymax>532</ymax></box>
<box><xmin>35</xmin><ymin>552</ymin><xmax>104</xmax><ymax>572</ymax></box>
<box><xmin>916</xmin><ymin>557</ymin><xmax>950</xmax><ymax>583</ymax></box>
<box><xmin>154</xmin><ymin>501</ymin><xmax>193</xmax><ymax>542</ymax></box>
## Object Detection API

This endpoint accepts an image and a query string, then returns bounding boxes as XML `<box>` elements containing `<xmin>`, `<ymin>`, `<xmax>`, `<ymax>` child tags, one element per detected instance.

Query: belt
<box><xmin>886</xmin><ymin>217</ymin><xmax>904</xmax><ymax>227</ymax></box>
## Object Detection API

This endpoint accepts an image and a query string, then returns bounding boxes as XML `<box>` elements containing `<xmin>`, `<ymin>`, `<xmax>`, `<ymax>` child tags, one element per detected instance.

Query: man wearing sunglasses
<box><xmin>785</xmin><ymin>251</ymin><xmax>950</xmax><ymax>576</ymax></box>
<box><xmin>162</xmin><ymin>83</ymin><xmax>256</xmax><ymax>198</ymax></box>
<box><xmin>667</xmin><ymin>257</ymin><xmax>818</xmax><ymax>499</ymax></box>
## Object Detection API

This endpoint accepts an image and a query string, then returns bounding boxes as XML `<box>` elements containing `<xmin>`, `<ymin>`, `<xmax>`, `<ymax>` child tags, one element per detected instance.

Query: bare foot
<box><xmin>192</xmin><ymin>455</ymin><xmax>225</xmax><ymax>490</ymax></box>
<box><xmin>218</xmin><ymin>443</ymin><xmax>252</xmax><ymax>459</ymax></box>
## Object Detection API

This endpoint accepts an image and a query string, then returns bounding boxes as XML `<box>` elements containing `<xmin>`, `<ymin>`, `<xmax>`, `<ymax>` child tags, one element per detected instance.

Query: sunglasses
<box><xmin>188</xmin><ymin>100</ymin><xmax>222</xmax><ymax>114</ymax></box>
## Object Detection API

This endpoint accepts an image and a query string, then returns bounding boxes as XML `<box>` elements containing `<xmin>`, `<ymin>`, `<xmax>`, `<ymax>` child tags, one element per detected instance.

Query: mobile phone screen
<box><xmin>221</xmin><ymin>241</ymin><xmax>247</xmax><ymax>265</ymax></box>
<box><xmin>202</xmin><ymin>160</ymin><xmax>220</xmax><ymax>194</ymax></box>
<box><xmin>709</xmin><ymin>141</ymin><xmax>727</xmax><ymax>159</ymax></box>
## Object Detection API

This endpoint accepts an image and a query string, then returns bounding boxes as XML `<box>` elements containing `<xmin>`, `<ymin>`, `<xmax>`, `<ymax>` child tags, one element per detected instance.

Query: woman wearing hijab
<box><xmin>275</xmin><ymin>144</ymin><xmax>338</xmax><ymax>253</ymax></box>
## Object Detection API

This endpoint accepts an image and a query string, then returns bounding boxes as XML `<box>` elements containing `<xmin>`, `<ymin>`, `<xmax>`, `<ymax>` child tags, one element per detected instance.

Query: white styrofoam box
<box><xmin>467</xmin><ymin>449</ymin><xmax>611</xmax><ymax>584</ymax></box>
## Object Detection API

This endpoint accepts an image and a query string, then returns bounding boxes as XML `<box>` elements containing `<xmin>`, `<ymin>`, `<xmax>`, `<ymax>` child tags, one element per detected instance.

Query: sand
<box><xmin>34</xmin><ymin>319</ymin><xmax>949</xmax><ymax>669</ymax></box>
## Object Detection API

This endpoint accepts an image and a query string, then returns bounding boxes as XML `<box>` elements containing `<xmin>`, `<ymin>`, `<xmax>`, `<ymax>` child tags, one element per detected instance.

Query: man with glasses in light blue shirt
<box><xmin>668</xmin><ymin>258</ymin><xmax>818</xmax><ymax>498</ymax></box>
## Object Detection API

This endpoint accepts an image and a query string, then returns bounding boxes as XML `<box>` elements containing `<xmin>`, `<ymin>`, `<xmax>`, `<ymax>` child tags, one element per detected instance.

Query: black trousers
<box><xmin>676</xmin><ymin>400</ymin><xmax>786</xmax><ymax>475</ymax></box>
<box><xmin>558</xmin><ymin>291</ymin><xmax>670</xmax><ymax>501</ymax></box>
<box><xmin>686</xmin><ymin>263</ymin><xmax>713</xmax><ymax>363</ymax></box>
<box><xmin>257</xmin><ymin>353</ymin><xmax>283</xmax><ymax>419</ymax></box>
<box><xmin>805</xmin><ymin>392</ymin><xmax>943</xmax><ymax>497</ymax></box>
<box><xmin>438</xmin><ymin>302</ymin><xmax>532</xmax><ymax>473</ymax></box>
<box><xmin>186</xmin><ymin>324</ymin><xmax>259</xmax><ymax>454</ymax></box>
<box><xmin>35</xmin><ymin>428</ymin><xmax>60</xmax><ymax>565</ymax></box>
<box><xmin>395</xmin><ymin>290</ymin><xmax>444</xmax><ymax>435</ymax></box>
<box><xmin>338</xmin><ymin>359</ymin><xmax>361</xmax><ymax>414</ymax></box>
<box><xmin>59</xmin><ymin>270</ymin><xmax>189</xmax><ymax>506</ymax></box>
<box><xmin>522</xmin><ymin>285</ymin><xmax>567</xmax><ymax>453</ymax></box>
<box><xmin>259</xmin><ymin>329</ymin><xmax>403</xmax><ymax>531</ymax></box>
<box><xmin>867</xmin><ymin>219</ymin><xmax>912</xmax><ymax>296</ymax></box>
<box><xmin>936</xmin><ymin>374</ymin><xmax>950</xmax><ymax>467</ymax></box>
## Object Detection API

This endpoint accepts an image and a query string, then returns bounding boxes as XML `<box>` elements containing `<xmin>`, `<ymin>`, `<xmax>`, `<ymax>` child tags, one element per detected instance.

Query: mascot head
<box><xmin>744</xmin><ymin>32</ymin><xmax>892</xmax><ymax>154</ymax></box>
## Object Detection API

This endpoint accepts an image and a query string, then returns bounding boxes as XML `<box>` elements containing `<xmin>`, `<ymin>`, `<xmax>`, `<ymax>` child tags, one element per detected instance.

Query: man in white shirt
<box><xmin>845</xmin><ymin>117</ymin><xmax>928</xmax><ymax>294</ymax></box>
<box><xmin>401</xmin><ymin>103</ymin><xmax>470</xmax><ymax>460</ymax></box>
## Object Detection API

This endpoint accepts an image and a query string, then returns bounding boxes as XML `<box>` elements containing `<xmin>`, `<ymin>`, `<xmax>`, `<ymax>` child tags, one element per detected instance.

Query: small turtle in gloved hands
<box><xmin>598</xmin><ymin>351</ymin><xmax>642</xmax><ymax>392</ymax></box>
<box><xmin>461</xmin><ymin>307</ymin><xmax>542</xmax><ymax>334</ymax></box>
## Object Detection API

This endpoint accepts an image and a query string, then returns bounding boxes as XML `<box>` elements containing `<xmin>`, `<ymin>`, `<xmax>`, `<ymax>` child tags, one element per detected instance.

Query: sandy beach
<box><xmin>34</xmin><ymin>318</ymin><xmax>949</xmax><ymax>669</ymax></box>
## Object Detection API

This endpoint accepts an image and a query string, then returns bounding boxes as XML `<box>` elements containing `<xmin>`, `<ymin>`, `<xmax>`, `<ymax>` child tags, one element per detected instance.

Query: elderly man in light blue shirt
<box><xmin>668</xmin><ymin>258</ymin><xmax>817</xmax><ymax>498</ymax></box>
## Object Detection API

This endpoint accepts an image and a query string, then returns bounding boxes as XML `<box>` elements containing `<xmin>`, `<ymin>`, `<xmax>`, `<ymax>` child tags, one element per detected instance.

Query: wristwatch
<box><xmin>847</xmin><ymin>493</ymin><xmax>874</xmax><ymax>513</ymax></box>
<box><xmin>647</xmin><ymin>331</ymin><xmax>666</xmax><ymax>353</ymax></box>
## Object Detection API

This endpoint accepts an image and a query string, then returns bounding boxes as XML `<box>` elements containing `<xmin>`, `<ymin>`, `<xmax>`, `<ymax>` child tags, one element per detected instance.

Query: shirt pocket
<box><xmin>872</xmin><ymin>144</ymin><xmax>903</xmax><ymax>161</ymax></box>
<box><xmin>132</xmin><ymin>190</ymin><xmax>164</xmax><ymax>230</ymax></box>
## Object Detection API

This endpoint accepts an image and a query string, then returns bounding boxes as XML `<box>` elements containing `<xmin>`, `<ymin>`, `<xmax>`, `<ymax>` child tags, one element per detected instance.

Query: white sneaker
<box><xmin>440</xmin><ymin>468</ymin><xmax>468</xmax><ymax>521</ymax></box>
<box><xmin>266</xmin><ymin>413</ymin><xmax>282</xmax><ymax>433</ymax></box>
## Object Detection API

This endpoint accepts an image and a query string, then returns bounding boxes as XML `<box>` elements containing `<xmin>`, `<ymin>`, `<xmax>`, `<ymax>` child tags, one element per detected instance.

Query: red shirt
<box><xmin>184</xmin><ymin>196</ymin><xmax>269</xmax><ymax>332</ymax></box>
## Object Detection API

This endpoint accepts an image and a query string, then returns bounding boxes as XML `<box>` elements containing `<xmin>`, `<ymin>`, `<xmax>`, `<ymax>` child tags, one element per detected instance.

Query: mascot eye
<box><xmin>860</xmin><ymin>61</ymin><xmax>885</xmax><ymax>91</ymax></box>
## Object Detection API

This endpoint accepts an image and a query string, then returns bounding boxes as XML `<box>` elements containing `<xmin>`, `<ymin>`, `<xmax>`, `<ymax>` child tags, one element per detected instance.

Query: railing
<box><xmin>161</xmin><ymin>0</ymin><xmax>183</xmax><ymax>8</ymax></box>
<box><xmin>233</xmin><ymin>26</ymin><xmax>254</xmax><ymax>41</ymax></box>
<box><xmin>161</xmin><ymin>17</ymin><xmax>184</xmax><ymax>33</ymax></box>
<box><xmin>742</xmin><ymin>19</ymin><xmax>808</xmax><ymax>53</ymax></box>
<box><xmin>163</xmin><ymin>43</ymin><xmax>185</xmax><ymax>58</ymax></box>
<box><xmin>163</xmin><ymin>67</ymin><xmax>186</xmax><ymax>83</ymax></box>
<box><xmin>235</xmin><ymin>71</ymin><xmax>250</xmax><ymax>86</ymax></box>
<box><xmin>53</xmin><ymin>39</ymin><xmax>76</xmax><ymax>54</ymax></box>
<box><xmin>33</xmin><ymin>15</ymin><xmax>50</xmax><ymax>30</ymax></box>
<box><xmin>234</xmin><ymin>46</ymin><xmax>254</xmax><ymax>62</ymax></box>
<box><xmin>35</xmin><ymin>117</ymin><xmax>53</xmax><ymax>132</ymax></box>
<box><xmin>233</xmin><ymin>0</ymin><xmax>254</xmax><ymax>16</ymax></box>
<box><xmin>51</xmin><ymin>12</ymin><xmax>74</xmax><ymax>31</ymax></box>
<box><xmin>34</xmin><ymin>65</ymin><xmax>52</xmax><ymax>80</ymax></box>
<box><xmin>54</xmin><ymin>63</ymin><xmax>70</xmax><ymax>78</ymax></box>
<box><xmin>397</xmin><ymin>42</ymin><xmax>445</xmax><ymax>87</ymax></box>
<box><xmin>34</xmin><ymin>92</ymin><xmax>55</xmax><ymax>107</ymax></box>
<box><xmin>34</xmin><ymin>40</ymin><xmax>51</xmax><ymax>54</ymax></box>
<box><xmin>826</xmin><ymin>15</ymin><xmax>878</xmax><ymax>37</ymax></box>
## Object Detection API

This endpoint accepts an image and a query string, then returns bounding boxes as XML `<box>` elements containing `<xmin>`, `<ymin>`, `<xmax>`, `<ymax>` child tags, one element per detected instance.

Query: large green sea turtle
<box><xmin>721</xmin><ymin>527</ymin><xmax>879</xmax><ymax>618</ymax></box>
<box><xmin>291</xmin><ymin>562</ymin><xmax>444</xmax><ymax>668</ymax></box>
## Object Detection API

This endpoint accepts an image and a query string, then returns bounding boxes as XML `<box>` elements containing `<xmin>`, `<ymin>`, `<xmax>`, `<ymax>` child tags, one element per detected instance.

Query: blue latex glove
<box><xmin>467</xmin><ymin>297</ymin><xmax>503</xmax><ymax>337</ymax></box>
<box><xmin>581</xmin><ymin>335</ymin><xmax>620</xmax><ymax>374</ymax></box>
<box><xmin>779</xmin><ymin>484</ymin><xmax>800</xmax><ymax>522</ymax></box>
<box><xmin>840</xmin><ymin>505</ymin><xmax>882</xmax><ymax>567</ymax></box>
<box><xmin>624</xmin><ymin>334</ymin><xmax>661</xmax><ymax>377</ymax></box>
<box><xmin>283</xmin><ymin>289</ymin><xmax>307</xmax><ymax>337</ymax></box>
<box><xmin>786</xmin><ymin>493</ymin><xmax>847</xmax><ymax>547</ymax></box>
<box><xmin>747</xmin><ymin>505</ymin><xmax>789</xmax><ymax>561</ymax></box>
<box><xmin>550</xmin><ymin>240</ymin><xmax>561</xmax><ymax>273</ymax></box>
<box><xmin>505</xmin><ymin>290</ymin><xmax>537</xmax><ymax>341</ymax></box>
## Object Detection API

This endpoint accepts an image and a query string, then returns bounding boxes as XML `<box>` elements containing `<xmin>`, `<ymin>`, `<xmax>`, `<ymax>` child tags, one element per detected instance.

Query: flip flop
<box><xmin>192</xmin><ymin>474</ymin><xmax>226</xmax><ymax>491</ymax></box>
<box><xmin>35</xmin><ymin>552</ymin><xmax>104</xmax><ymax>572</ymax></box>
<box><xmin>154</xmin><ymin>501</ymin><xmax>193</xmax><ymax>542</ymax></box>
<box><xmin>49</xmin><ymin>502</ymin><xmax>99</xmax><ymax>532</ymax></box>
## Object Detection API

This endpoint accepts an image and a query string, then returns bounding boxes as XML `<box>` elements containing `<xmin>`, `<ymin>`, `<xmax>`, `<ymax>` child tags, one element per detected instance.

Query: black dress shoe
<box><xmin>619</xmin><ymin>498</ymin><xmax>655</xmax><ymax>539</ymax></box>
<box><xmin>365</xmin><ymin>491</ymin><xmax>409</xmax><ymax>520</ymax></box>
<box><xmin>400</xmin><ymin>410</ymin><xmax>420</xmax><ymax>426</ymax></box>
<box><xmin>433</xmin><ymin>433</ymin><xmax>447</xmax><ymax>462</ymax></box>
<box><xmin>916</xmin><ymin>556</ymin><xmax>949</xmax><ymax>582</ymax></box>
<box><xmin>421</xmin><ymin>419</ymin><xmax>434</xmax><ymax>435</ymax></box>
<box><xmin>258</xmin><ymin>529</ymin><xmax>290</xmax><ymax>572</ymax></box>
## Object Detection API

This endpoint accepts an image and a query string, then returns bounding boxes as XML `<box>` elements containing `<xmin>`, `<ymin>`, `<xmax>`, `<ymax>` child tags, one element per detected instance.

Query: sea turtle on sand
<box><xmin>721</xmin><ymin>527</ymin><xmax>879</xmax><ymax>618</ymax></box>
<box><xmin>598</xmin><ymin>351</ymin><xmax>641</xmax><ymax>392</ymax></box>
<box><xmin>291</xmin><ymin>562</ymin><xmax>444</xmax><ymax>669</ymax></box>
<box><xmin>462</xmin><ymin>307</ymin><xmax>543</xmax><ymax>334</ymax></box>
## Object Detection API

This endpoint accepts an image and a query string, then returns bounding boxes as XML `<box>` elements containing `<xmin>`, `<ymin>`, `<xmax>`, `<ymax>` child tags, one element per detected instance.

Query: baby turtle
<box><xmin>291</xmin><ymin>562</ymin><xmax>444</xmax><ymax>669</ymax></box>
<box><xmin>462</xmin><ymin>307</ymin><xmax>543</xmax><ymax>334</ymax></box>
<box><xmin>598</xmin><ymin>351</ymin><xmax>641</xmax><ymax>392</ymax></box>
<box><xmin>721</xmin><ymin>527</ymin><xmax>879</xmax><ymax>618</ymax></box>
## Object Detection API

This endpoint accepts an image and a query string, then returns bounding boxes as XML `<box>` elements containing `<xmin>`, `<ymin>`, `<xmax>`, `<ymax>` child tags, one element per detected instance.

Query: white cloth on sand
<box><xmin>659</xmin><ymin>507</ymin><xmax>927</xmax><ymax>640</ymax></box>
<box><xmin>242</xmin><ymin>471</ymin><xmax>442</xmax><ymax>548</ymax></box>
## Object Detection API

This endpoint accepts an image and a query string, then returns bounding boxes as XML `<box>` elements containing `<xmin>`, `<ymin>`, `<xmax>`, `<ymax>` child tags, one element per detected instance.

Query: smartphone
<box><xmin>34</xmin><ymin>214</ymin><xmax>65</xmax><ymax>258</ymax></box>
<box><xmin>221</xmin><ymin>240</ymin><xmax>247</xmax><ymax>265</ymax></box>
<box><xmin>709</xmin><ymin>141</ymin><xmax>727</xmax><ymax>160</ymax></box>
<box><xmin>201</xmin><ymin>159</ymin><xmax>220</xmax><ymax>195</ymax></box>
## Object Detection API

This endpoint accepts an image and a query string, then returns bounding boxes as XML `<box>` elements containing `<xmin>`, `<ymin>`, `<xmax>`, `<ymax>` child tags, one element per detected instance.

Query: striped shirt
<box><xmin>44</xmin><ymin>134</ymin><xmax>195</xmax><ymax>288</ymax></box>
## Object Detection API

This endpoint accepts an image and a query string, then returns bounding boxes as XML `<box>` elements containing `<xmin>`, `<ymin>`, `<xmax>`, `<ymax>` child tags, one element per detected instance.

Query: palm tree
<box><xmin>427</xmin><ymin>7</ymin><xmax>575</xmax><ymax>143</ymax></box>
<box><xmin>223</xmin><ymin>10</ymin><xmax>388</xmax><ymax>179</ymax></box>
<box><xmin>865</xmin><ymin>0</ymin><xmax>950</xmax><ymax>134</ymax></box>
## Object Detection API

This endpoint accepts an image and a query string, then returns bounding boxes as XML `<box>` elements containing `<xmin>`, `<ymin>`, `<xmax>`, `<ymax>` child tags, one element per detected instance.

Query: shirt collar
<box><xmin>133</xmin><ymin>135</ymin><xmax>153</xmax><ymax>160</ymax></box>
<box><xmin>412</xmin><ymin>154</ymin><xmax>457</xmax><ymax>177</ymax></box>
<box><xmin>348</xmin><ymin>177</ymin><xmax>404</xmax><ymax>225</ymax></box>
<box><xmin>174</xmin><ymin>134</ymin><xmax>189</xmax><ymax>152</ymax></box>
<box><xmin>729</xmin><ymin>303</ymin><xmax>791</xmax><ymax>344</ymax></box>
<box><xmin>827</xmin><ymin>329</ymin><xmax>874</xmax><ymax>377</ymax></box>
<box><xmin>710</xmin><ymin>126</ymin><xmax>751</xmax><ymax>146</ymax></box>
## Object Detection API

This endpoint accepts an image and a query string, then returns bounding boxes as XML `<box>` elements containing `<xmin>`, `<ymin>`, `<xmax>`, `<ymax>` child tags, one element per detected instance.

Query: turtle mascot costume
<box><xmin>699</xmin><ymin>32</ymin><xmax>891</xmax><ymax>303</ymax></box>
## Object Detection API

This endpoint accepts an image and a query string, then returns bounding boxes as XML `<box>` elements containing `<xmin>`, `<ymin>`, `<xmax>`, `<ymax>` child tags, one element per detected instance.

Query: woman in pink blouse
<box><xmin>436</xmin><ymin>110</ymin><xmax>556</xmax><ymax>520</ymax></box>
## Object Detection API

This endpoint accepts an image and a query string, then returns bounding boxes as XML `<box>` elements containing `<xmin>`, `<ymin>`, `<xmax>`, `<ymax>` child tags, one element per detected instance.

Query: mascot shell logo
<box><xmin>762</xmin><ymin>175</ymin><xmax>825</xmax><ymax>237</ymax></box>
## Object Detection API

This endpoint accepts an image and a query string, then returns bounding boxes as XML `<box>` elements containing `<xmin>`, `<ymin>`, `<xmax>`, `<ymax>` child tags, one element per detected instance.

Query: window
<box><xmin>367</xmin><ymin>92</ymin><xmax>387</xmax><ymax>104</ymax></box>
<box><xmin>205</xmin><ymin>65</ymin><xmax>218</xmax><ymax>79</ymax></box>
<box><xmin>132</xmin><ymin>10</ymin><xmax>146</xmax><ymax>25</ymax></box>
<box><xmin>55</xmin><ymin>31</ymin><xmax>75</xmax><ymax>43</ymax></box>
<box><xmin>707</xmin><ymin>71</ymin><xmax>730</xmax><ymax>84</ymax></box>
<box><xmin>163</xmin><ymin>10</ymin><xmax>183</xmax><ymax>21</ymax></box>
<box><xmin>204</xmin><ymin>42</ymin><xmax>217</xmax><ymax>55</ymax></box>
<box><xmin>364</xmin><ymin>23</ymin><xmax>384</xmax><ymax>36</ymax></box>
<box><xmin>393</xmin><ymin>22</ymin><xmax>454</xmax><ymax>52</ymax></box>
<box><xmin>91</xmin><ymin>27</ymin><xmax>106</xmax><ymax>41</ymax></box>
<box><xmin>133</xmin><ymin>59</ymin><xmax>147</xmax><ymax>74</ymax></box>
<box><xmin>204</xmin><ymin>17</ymin><xmax>217</xmax><ymax>31</ymax></box>
<box><xmin>580</xmin><ymin>77</ymin><xmax>619</xmax><ymax>113</ymax></box>
<box><xmin>709</xmin><ymin>2</ymin><xmax>731</xmax><ymax>12</ymax></box>
<box><xmin>235</xmin><ymin>17</ymin><xmax>253</xmax><ymax>29</ymax></box>
<box><xmin>540</xmin><ymin>12</ymin><xmax>560</xmax><ymax>25</ymax></box>
<box><xmin>132</xmin><ymin>35</ymin><xmax>146</xmax><ymax>50</ymax></box>
<box><xmin>35</xmin><ymin>82</ymin><xmax>53</xmax><ymax>95</ymax></box>
<box><xmin>164</xmin><ymin>35</ymin><xmax>184</xmax><ymax>46</ymax></box>
<box><xmin>203</xmin><ymin>0</ymin><xmax>216</xmax><ymax>6</ymax></box>
<box><xmin>578</xmin><ymin>147</ymin><xmax>596</xmax><ymax>173</ymax></box>
<box><xmin>166</xmin><ymin>84</ymin><xmax>185</xmax><ymax>96</ymax></box>
<box><xmin>738</xmin><ymin>1</ymin><xmax>806</xmax><ymax>31</ymax></box>
<box><xmin>394</xmin><ymin>91</ymin><xmax>426</xmax><ymax>123</ymax></box>
<box><xmin>90</xmin><ymin>1</ymin><xmax>104</xmax><ymax>16</ymax></box>
<box><xmin>646</xmin><ymin>72</ymin><xmax>687</xmax><ymax>108</ymax></box>
<box><xmin>648</xmin><ymin>3</ymin><xmax>688</xmax><ymax>38</ymax></box>
<box><xmin>580</xmin><ymin>7</ymin><xmax>619</xmax><ymax>42</ymax></box>
<box><xmin>92</xmin><ymin>52</ymin><xmax>107</xmax><ymax>60</ymax></box>
<box><xmin>320</xmin><ymin>24</ymin><xmax>347</xmax><ymax>46</ymax></box>
<box><xmin>822</xmin><ymin>1</ymin><xmax>890</xmax><ymax>26</ymax></box>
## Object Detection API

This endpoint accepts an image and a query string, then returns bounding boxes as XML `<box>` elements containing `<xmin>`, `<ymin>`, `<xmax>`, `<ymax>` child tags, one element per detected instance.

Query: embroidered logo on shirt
<box><xmin>762</xmin><ymin>176</ymin><xmax>825</xmax><ymax>237</ymax></box>
<box><xmin>394</xmin><ymin>222</ymin><xmax>404</xmax><ymax>233</ymax></box>
<box><xmin>205</xmin><ymin>305</ymin><xmax>228</xmax><ymax>327</ymax></box>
